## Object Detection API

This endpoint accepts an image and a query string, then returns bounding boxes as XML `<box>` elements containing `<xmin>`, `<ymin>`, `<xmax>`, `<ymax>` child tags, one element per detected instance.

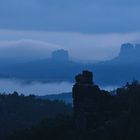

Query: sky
<box><xmin>0</xmin><ymin>0</ymin><xmax>140</xmax><ymax>61</ymax></box>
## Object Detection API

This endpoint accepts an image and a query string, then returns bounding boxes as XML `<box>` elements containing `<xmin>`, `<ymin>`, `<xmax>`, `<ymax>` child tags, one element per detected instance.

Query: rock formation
<box><xmin>72</xmin><ymin>71</ymin><xmax>110</xmax><ymax>130</ymax></box>
<box><xmin>118</xmin><ymin>43</ymin><xmax>140</xmax><ymax>61</ymax></box>
<box><xmin>51</xmin><ymin>49</ymin><xmax>69</xmax><ymax>62</ymax></box>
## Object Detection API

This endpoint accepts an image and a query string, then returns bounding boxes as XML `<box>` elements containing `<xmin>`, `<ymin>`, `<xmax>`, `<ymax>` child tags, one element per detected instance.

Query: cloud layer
<box><xmin>0</xmin><ymin>0</ymin><xmax>140</xmax><ymax>33</ymax></box>
<box><xmin>0</xmin><ymin>38</ymin><xmax>60</xmax><ymax>63</ymax></box>
<box><xmin>0</xmin><ymin>30</ymin><xmax>140</xmax><ymax>61</ymax></box>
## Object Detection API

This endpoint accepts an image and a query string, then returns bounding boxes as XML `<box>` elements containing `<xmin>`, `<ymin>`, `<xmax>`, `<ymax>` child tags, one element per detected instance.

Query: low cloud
<box><xmin>0</xmin><ymin>39</ymin><xmax>60</xmax><ymax>63</ymax></box>
<box><xmin>0</xmin><ymin>30</ymin><xmax>140</xmax><ymax>61</ymax></box>
<box><xmin>0</xmin><ymin>0</ymin><xmax>140</xmax><ymax>33</ymax></box>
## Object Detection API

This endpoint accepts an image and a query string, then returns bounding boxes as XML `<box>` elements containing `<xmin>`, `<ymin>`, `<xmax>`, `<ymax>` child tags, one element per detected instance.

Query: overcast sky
<box><xmin>0</xmin><ymin>0</ymin><xmax>140</xmax><ymax>61</ymax></box>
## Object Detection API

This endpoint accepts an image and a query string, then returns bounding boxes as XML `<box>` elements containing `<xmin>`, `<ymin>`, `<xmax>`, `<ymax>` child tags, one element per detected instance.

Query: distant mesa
<box><xmin>120</xmin><ymin>43</ymin><xmax>133</xmax><ymax>54</ymax></box>
<box><xmin>118</xmin><ymin>43</ymin><xmax>140</xmax><ymax>59</ymax></box>
<box><xmin>51</xmin><ymin>49</ymin><xmax>69</xmax><ymax>62</ymax></box>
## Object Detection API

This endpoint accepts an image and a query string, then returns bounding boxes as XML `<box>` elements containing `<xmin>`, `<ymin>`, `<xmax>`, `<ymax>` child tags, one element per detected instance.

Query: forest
<box><xmin>0</xmin><ymin>92</ymin><xmax>72</xmax><ymax>140</ymax></box>
<box><xmin>1</xmin><ymin>80</ymin><xmax>140</xmax><ymax>140</ymax></box>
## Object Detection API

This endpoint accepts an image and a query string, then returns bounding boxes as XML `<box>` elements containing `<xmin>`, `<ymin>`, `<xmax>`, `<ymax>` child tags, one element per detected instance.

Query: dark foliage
<box><xmin>0</xmin><ymin>92</ymin><xmax>72</xmax><ymax>139</ymax></box>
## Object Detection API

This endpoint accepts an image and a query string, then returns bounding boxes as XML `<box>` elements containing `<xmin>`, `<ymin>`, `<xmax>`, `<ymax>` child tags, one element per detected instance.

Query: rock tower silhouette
<box><xmin>72</xmin><ymin>71</ymin><xmax>109</xmax><ymax>130</ymax></box>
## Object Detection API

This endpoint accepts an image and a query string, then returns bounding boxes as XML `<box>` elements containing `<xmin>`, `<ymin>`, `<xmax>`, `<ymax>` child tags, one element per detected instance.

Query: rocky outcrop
<box><xmin>72</xmin><ymin>71</ymin><xmax>110</xmax><ymax>130</ymax></box>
